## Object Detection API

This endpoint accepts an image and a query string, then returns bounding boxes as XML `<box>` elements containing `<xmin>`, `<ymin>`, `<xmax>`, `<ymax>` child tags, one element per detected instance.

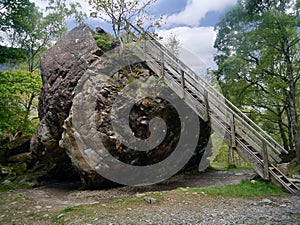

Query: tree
<box><xmin>214</xmin><ymin>0</ymin><xmax>300</xmax><ymax>163</ymax></box>
<box><xmin>0</xmin><ymin>69</ymin><xmax>42</xmax><ymax>139</ymax></box>
<box><xmin>0</xmin><ymin>0</ymin><xmax>85</xmax><ymax>139</ymax></box>
<box><xmin>166</xmin><ymin>33</ymin><xmax>181</xmax><ymax>57</ymax></box>
<box><xmin>88</xmin><ymin>0</ymin><xmax>160</xmax><ymax>42</ymax></box>
<box><xmin>1</xmin><ymin>0</ymin><xmax>86</xmax><ymax>72</ymax></box>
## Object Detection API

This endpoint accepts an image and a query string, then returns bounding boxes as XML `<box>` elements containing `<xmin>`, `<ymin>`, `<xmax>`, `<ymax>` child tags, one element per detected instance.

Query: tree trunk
<box><xmin>276</xmin><ymin>104</ymin><xmax>289</xmax><ymax>151</ymax></box>
<box><xmin>282</xmin><ymin>35</ymin><xmax>300</xmax><ymax>163</ymax></box>
<box><xmin>288</xmin><ymin>90</ymin><xmax>300</xmax><ymax>163</ymax></box>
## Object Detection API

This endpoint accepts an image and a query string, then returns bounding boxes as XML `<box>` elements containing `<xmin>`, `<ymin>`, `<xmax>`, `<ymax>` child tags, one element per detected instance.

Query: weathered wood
<box><xmin>129</xmin><ymin>24</ymin><xmax>299</xmax><ymax>193</ymax></box>
<box><xmin>181</xmin><ymin>70</ymin><xmax>185</xmax><ymax>98</ymax></box>
<box><xmin>235</xmin><ymin>143</ymin><xmax>265</xmax><ymax>178</ymax></box>
<box><xmin>230</xmin><ymin>114</ymin><xmax>236</xmax><ymax>149</ymax></box>
<box><xmin>262</xmin><ymin>140</ymin><xmax>270</xmax><ymax>180</ymax></box>
<box><xmin>203</xmin><ymin>90</ymin><xmax>210</xmax><ymax>123</ymax></box>
<box><xmin>160</xmin><ymin>51</ymin><xmax>165</xmax><ymax>77</ymax></box>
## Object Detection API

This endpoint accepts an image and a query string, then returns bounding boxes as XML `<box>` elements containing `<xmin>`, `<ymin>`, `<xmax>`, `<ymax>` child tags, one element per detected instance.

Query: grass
<box><xmin>51</xmin><ymin>192</ymin><xmax>164</xmax><ymax>223</ymax></box>
<box><xmin>52</xmin><ymin>205</ymin><xmax>95</xmax><ymax>224</ymax></box>
<box><xmin>175</xmin><ymin>179</ymin><xmax>283</xmax><ymax>197</ymax></box>
<box><xmin>0</xmin><ymin>179</ymin><xmax>284</xmax><ymax>225</ymax></box>
<box><xmin>51</xmin><ymin>179</ymin><xmax>283</xmax><ymax>224</ymax></box>
<box><xmin>0</xmin><ymin>181</ymin><xmax>31</xmax><ymax>192</ymax></box>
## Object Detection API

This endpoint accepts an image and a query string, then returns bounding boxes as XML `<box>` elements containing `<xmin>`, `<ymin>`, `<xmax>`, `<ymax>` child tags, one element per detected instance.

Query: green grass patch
<box><xmin>209</xmin><ymin>161</ymin><xmax>228</xmax><ymax>170</ymax></box>
<box><xmin>52</xmin><ymin>205</ymin><xmax>95</xmax><ymax>223</ymax></box>
<box><xmin>0</xmin><ymin>181</ymin><xmax>31</xmax><ymax>192</ymax></box>
<box><xmin>176</xmin><ymin>180</ymin><xmax>283</xmax><ymax>197</ymax></box>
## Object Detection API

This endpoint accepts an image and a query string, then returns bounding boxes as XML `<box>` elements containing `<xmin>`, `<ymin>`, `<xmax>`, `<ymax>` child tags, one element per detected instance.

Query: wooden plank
<box><xmin>234</xmin><ymin>126</ymin><xmax>280</xmax><ymax>164</ymax></box>
<box><xmin>235</xmin><ymin>143</ymin><xmax>265</xmax><ymax>178</ymax></box>
<box><xmin>162</xmin><ymin>75</ymin><xmax>207</xmax><ymax>120</ymax></box>
<box><xmin>269</xmin><ymin>166</ymin><xmax>298</xmax><ymax>194</ymax></box>
<box><xmin>164</xmin><ymin>63</ymin><xmax>205</xmax><ymax>98</ymax></box>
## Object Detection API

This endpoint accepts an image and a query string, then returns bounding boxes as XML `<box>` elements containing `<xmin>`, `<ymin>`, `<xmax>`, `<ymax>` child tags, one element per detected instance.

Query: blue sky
<box><xmin>33</xmin><ymin>0</ymin><xmax>237</xmax><ymax>69</ymax></box>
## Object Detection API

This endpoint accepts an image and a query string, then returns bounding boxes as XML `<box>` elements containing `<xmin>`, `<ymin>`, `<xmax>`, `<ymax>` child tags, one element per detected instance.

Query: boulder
<box><xmin>31</xmin><ymin>24</ymin><xmax>211</xmax><ymax>188</ymax></box>
<box><xmin>0</xmin><ymin>136</ymin><xmax>31</xmax><ymax>164</ymax></box>
<box><xmin>30</xmin><ymin>24</ymin><xmax>100</xmax><ymax>181</ymax></box>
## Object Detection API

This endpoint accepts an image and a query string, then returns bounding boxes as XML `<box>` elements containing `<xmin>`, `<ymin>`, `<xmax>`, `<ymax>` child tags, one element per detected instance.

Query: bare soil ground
<box><xmin>0</xmin><ymin>169</ymin><xmax>299</xmax><ymax>225</ymax></box>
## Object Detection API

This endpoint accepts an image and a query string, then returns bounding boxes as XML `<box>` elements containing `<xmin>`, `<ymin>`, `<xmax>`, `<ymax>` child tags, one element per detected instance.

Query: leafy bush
<box><xmin>0</xmin><ymin>69</ymin><xmax>42</xmax><ymax>139</ymax></box>
<box><xmin>93</xmin><ymin>33</ymin><xmax>114</xmax><ymax>51</ymax></box>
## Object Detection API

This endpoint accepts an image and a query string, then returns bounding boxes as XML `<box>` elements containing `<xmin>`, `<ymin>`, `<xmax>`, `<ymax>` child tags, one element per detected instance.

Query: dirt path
<box><xmin>13</xmin><ymin>170</ymin><xmax>257</xmax><ymax>209</ymax></box>
<box><xmin>1</xmin><ymin>169</ymin><xmax>299</xmax><ymax>225</ymax></box>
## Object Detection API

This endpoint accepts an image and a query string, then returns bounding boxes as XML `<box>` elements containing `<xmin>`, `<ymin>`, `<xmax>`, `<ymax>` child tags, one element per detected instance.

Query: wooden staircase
<box><xmin>126</xmin><ymin>22</ymin><xmax>299</xmax><ymax>194</ymax></box>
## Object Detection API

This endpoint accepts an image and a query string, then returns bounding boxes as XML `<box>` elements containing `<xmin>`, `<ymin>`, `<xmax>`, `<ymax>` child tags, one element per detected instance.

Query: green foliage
<box><xmin>166</xmin><ymin>33</ymin><xmax>181</xmax><ymax>56</ymax></box>
<box><xmin>214</xmin><ymin>0</ymin><xmax>300</xmax><ymax>159</ymax></box>
<box><xmin>288</xmin><ymin>162</ymin><xmax>300</xmax><ymax>177</ymax></box>
<box><xmin>0</xmin><ymin>46</ymin><xmax>26</xmax><ymax>64</ymax></box>
<box><xmin>1</xmin><ymin>0</ymin><xmax>86</xmax><ymax>72</ymax></box>
<box><xmin>0</xmin><ymin>0</ymin><xmax>85</xmax><ymax>139</ymax></box>
<box><xmin>0</xmin><ymin>69</ymin><xmax>42</xmax><ymax>138</ymax></box>
<box><xmin>0</xmin><ymin>0</ymin><xmax>34</xmax><ymax>33</ymax></box>
<box><xmin>93</xmin><ymin>33</ymin><xmax>113</xmax><ymax>51</ymax></box>
<box><xmin>179</xmin><ymin>180</ymin><xmax>283</xmax><ymax>197</ymax></box>
<box><xmin>210</xmin><ymin>133</ymin><xmax>228</xmax><ymax>163</ymax></box>
<box><xmin>0</xmin><ymin>179</ymin><xmax>31</xmax><ymax>192</ymax></box>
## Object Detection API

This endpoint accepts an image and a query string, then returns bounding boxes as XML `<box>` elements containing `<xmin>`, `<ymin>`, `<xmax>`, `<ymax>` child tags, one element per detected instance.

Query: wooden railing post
<box><xmin>204</xmin><ymin>90</ymin><xmax>210</xmax><ymax>123</ymax></box>
<box><xmin>228</xmin><ymin>114</ymin><xmax>236</xmax><ymax>166</ymax></box>
<box><xmin>230</xmin><ymin>114</ymin><xmax>236</xmax><ymax>149</ymax></box>
<box><xmin>262</xmin><ymin>140</ymin><xmax>270</xmax><ymax>180</ymax></box>
<box><xmin>181</xmin><ymin>69</ymin><xmax>185</xmax><ymax>98</ymax></box>
<box><xmin>160</xmin><ymin>51</ymin><xmax>164</xmax><ymax>76</ymax></box>
<box><xmin>143</xmin><ymin>40</ymin><xmax>147</xmax><ymax>60</ymax></box>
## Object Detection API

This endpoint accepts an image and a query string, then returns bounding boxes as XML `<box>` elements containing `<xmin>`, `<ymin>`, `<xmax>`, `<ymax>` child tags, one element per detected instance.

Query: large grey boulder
<box><xmin>30</xmin><ymin>24</ymin><xmax>100</xmax><ymax>181</ymax></box>
<box><xmin>31</xmin><ymin>24</ymin><xmax>211</xmax><ymax>188</ymax></box>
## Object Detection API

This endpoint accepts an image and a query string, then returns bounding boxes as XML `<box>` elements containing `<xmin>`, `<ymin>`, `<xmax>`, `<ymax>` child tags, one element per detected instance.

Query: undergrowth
<box><xmin>0</xmin><ymin>180</ymin><xmax>31</xmax><ymax>192</ymax></box>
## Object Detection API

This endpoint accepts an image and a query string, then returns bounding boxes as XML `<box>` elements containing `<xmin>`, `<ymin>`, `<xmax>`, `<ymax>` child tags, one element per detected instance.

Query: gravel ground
<box><xmin>0</xmin><ymin>170</ymin><xmax>299</xmax><ymax>225</ymax></box>
<box><xmin>109</xmin><ymin>195</ymin><xmax>300</xmax><ymax>225</ymax></box>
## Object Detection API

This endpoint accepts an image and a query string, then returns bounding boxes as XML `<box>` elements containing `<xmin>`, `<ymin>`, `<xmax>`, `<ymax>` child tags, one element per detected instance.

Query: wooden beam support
<box><xmin>181</xmin><ymin>69</ymin><xmax>185</xmax><ymax>98</ymax></box>
<box><xmin>203</xmin><ymin>90</ymin><xmax>210</xmax><ymax>123</ymax></box>
<box><xmin>160</xmin><ymin>51</ymin><xmax>164</xmax><ymax>77</ymax></box>
<box><xmin>230</xmin><ymin>114</ymin><xmax>236</xmax><ymax>149</ymax></box>
<box><xmin>262</xmin><ymin>140</ymin><xmax>270</xmax><ymax>180</ymax></box>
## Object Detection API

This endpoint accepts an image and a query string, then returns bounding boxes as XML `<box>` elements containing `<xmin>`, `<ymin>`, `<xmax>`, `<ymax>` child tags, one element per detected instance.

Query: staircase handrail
<box><xmin>126</xmin><ymin>21</ymin><xmax>289</xmax><ymax>156</ymax></box>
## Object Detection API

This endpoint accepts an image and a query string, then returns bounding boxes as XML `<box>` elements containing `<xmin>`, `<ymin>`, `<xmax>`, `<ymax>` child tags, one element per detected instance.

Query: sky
<box><xmin>32</xmin><ymin>0</ymin><xmax>238</xmax><ymax>70</ymax></box>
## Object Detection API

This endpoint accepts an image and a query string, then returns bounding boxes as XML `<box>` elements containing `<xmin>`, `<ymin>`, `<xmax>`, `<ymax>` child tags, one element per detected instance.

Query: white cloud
<box><xmin>29</xmin><ymin>0</ymin><xmax>220</xmax><ymax>69</ymax></box>
<box><xmin>166</xmin><ymin>0</ymin><xmax>237</xmax><ymax>27</ymax></box>
<box><xmin>158</xmin><ymin>26</ymin><xmax>217</xmax><ymax>69</ymax></box>
<box><xmin>31</xmin><ymin>0</ymin><xmax>91</xmax><ymax>13</ymax></box>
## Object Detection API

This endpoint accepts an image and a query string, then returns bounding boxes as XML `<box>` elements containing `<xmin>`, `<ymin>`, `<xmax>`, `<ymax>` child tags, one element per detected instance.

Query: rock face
<box><xmin>0</xmin><ymin>136</ymin><xmax>31</xmax><ymax>165</ymax></box>
<box><xmin>0</xmin><ymin>136</ymin><xmax>32</xmax><ymax>181</ymax></box>
<box><xmin>30</xmin><ymin>24</ymin><xmax>100</xmax><ymax>180</ymax></box>
<box><xmin>31</xmin><ymin>24</ymin><xmax>211</xmax><ymax>188</ymax></box>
